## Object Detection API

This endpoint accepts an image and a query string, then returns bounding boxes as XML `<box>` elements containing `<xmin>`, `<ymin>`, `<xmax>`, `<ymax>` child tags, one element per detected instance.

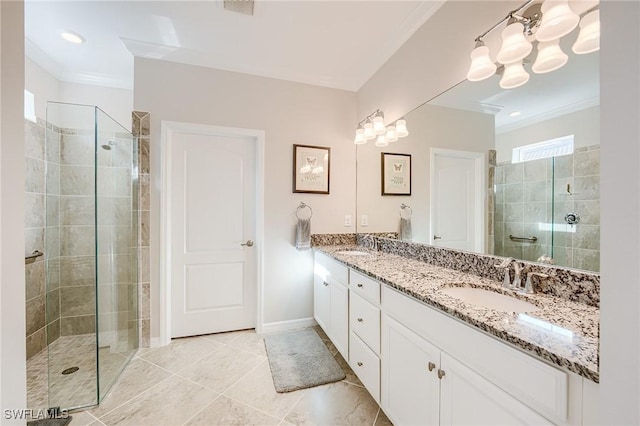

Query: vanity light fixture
<box><xmin>465</xmin><ymin>0</ymin><xmax>599</xmax><ymax>88</ymax></box>
<box><xmin>353</xmin><ymin>109</ymin><xmax>409</xmax><ymax>145</ymax></box>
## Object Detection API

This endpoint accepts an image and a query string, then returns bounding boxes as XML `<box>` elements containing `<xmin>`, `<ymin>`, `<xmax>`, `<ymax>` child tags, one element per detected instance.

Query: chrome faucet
<box><xmin>524</xmin><ymin>272</ymin><xmax>549</xmax><ymax>294</ymax></box>
<box><xmin>512</xmin><ymin>262</ymin><xmax>524</xmax><ymax>290</ymax></box>
<box><xmin>494</xmin><ymin>258</ymin><xmax>513</xmax><ymax>289</ymax></box>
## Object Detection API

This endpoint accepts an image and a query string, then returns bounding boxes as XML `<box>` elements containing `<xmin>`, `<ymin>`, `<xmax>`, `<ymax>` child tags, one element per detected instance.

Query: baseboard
<box><xmin>260</xmin><ymin>317</ymin><xmax>317</xmax><ymax>334</ymax></box>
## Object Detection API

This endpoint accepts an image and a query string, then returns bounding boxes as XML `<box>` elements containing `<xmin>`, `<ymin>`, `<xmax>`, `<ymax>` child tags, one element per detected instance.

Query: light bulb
<box><xmin>497</xmin><ymin>22</ymin><xmax>533</xmax><ymax>65</ymax></box>
<box><xmin>61</xmin><ymin>30</ymin><xmax>86</xmax><ymax>44</ymax></box>
<box><xmin>395</xmin><ymin>119</ymin><xmax>409</xmax><ymax>138</ymax></box>
<box><xmin>385</xmin><ymin>126</ymin><xmax>398</xmax><ymax>143</ymax></box>
<box><xmin>467</xmin><ymin>44</ymin><xmax>497</xmax><ymax>82</ymax></box>
<box><xmin>500</xmin><ymin>62</ymin><xmax>530</xmax><ymax>89</ymax></box>
<box><xmin>535</xmin><ymin>0</ymin><xmax>580</xmax><ymax>42</ymax></box>
<box><xmin>375</xmin><ymin>135</ymin><xmax>388</xmax><ymax>147</ymax></box>
<box><xmin>572</xmin><ymin>9</ymin><xmax>600</xmax><ymax>54</ymax></box>
<box><xmin>363</xmin><ymin>121</ymin><xmax>375</xmax><ymax>140</ymax></box>
<box><xmin>533</xmin><ymin>39</ymin><xmax>568</xmax><ymax>73</ymax></box>
<box><xmin>373</xmin><ymin>113</ymin><xmax>386</xmax><ymax>135</ymax></box>
<box><xmin>354</xmin><ymin>128</ymin><xmax>366</xmax><ymax>145</ymax></box>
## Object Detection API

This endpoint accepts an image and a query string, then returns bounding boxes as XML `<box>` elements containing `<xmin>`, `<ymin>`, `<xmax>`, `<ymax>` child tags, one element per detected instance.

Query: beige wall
<box><xmin>495</xmin><ymin>106</ymin><xmax>600</xmax><ymax>163</ymax></box>
<box><xmin>133</xmin><ymin>58</ymin><xmax>357</xmax><ymax>334</ymax></box>
<box><xmin>1</xmin><ymin>0</ymin><xmax>27</xmax><ymax>420</ymax></box>
<box><xmin>356</xmin><ymin>104</ymin><xmax>494</xmax><ymax>243</ymax></box>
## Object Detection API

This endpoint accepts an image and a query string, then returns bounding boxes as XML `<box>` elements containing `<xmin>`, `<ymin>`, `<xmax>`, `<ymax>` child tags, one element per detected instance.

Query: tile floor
<box><xmin>28</xmin><ymin>334</ymin><xmax>135</xmax><ymax>411</ymax></box>
<box><xmin>64</xmin><ymin>327</ymin><xmax>392</xmax><ymax>425</ymax></box>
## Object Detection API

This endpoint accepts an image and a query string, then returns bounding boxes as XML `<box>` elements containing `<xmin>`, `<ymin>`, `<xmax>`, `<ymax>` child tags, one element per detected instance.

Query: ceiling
<box><xmin>25</xmin><ymin>0</ymin><xmax>445</xmax><ymax>91</ymax></box>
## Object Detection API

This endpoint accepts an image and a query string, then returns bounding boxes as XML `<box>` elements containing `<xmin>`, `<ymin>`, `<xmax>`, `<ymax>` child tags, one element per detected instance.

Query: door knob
<box><xmin>241</xmin><ymin>240</ymin><xmax>254</xmax><ymax>247</ymax></box>
<box><xmin>433</xmin><ymin>235</ymin><xmax>442</xmax><ymax>240</ymax></box>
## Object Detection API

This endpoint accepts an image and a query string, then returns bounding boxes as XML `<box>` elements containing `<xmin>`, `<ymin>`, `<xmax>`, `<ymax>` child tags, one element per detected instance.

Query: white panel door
<box><xmin>431</xmin><ymin>149</ymin><xmax>485</xmax><ymax>252</ymax></box>
<box><xmin>170</xmin><ymin>129</ymin><xmax>256</xmax><ymax>338</ymax></box>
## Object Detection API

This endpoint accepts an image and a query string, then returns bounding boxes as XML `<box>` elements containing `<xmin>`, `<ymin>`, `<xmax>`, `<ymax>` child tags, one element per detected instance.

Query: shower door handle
<box><xmin>241</xmin><ymin>240</ymin><xmax>254</xmax><ymax>247</ymax></box>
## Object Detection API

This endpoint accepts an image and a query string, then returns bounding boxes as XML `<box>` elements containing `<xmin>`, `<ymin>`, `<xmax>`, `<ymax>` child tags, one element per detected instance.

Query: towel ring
<box><xmin>400</xmin><ymin>203</ymin><xmax>412</xmax><ymax>219</ymax></box>
<box><xmin>296</xmin><ymin>202</ymin><xmax>313</xmax><ymax>220</ymax></box>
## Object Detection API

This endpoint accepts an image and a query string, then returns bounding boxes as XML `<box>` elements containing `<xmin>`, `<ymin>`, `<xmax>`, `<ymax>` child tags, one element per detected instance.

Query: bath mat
<box><xmin>263</xmin><ymin>328</ymin><xmax>345</xmax><ymax>393</ymax></box>
<box><xmin>27</xmin><ymin>416</ymin><xmax>72</xmax><ymax>426</ymax></box>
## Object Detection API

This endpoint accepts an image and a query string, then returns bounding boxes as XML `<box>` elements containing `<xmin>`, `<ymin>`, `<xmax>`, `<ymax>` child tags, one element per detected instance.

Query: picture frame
<box><xmin>381</xmin><ymin>152</ymin><xmax>411</xmax><ymax>195</ymax></box>
<box><xmin>293</xmin><ymin>144</ymin><xmax>331</xmax><ymax>194</ymax></box>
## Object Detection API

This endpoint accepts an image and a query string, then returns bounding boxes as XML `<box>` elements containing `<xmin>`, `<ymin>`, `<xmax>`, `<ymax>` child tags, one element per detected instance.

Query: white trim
<box><xmin>260</xmin><ymin>317</ymin><xmax>318</xmax><ymax>335</ymax></box>
<box><xmin>429</xmin><ymin>148</ymin><xmax>486</xmax><ymax>254</ymax></box>
<box><xmin>150</xmin><ymin>337</ymin><xmax>163</xmax><ymax>348</ymax></box>
<box><xmin>160</xmin><ymin>121</ymin><xmax>265</xmax><ymax>346</ymax></box>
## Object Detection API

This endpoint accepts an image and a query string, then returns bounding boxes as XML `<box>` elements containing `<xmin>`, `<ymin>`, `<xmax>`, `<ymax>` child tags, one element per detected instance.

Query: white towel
<box><xmin>399</xmin><ymin>217</ymin><xmax>412</xmax><ymax>242</ymax></box>
<box><xmin>296</xmin><ymin>218</ymin><xmax>311</xmax><ymax>250</ymax></box>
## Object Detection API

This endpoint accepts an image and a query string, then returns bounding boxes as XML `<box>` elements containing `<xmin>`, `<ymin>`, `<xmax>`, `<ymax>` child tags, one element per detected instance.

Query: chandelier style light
<box><xmin>354</xmin><ymin>109</ymin><xmax>409</xmax><ymax>146</ymax></box>
<box><xmin>466</xmin><ymin>0</ymin><xmax>600</xmax><ymax>89</ymax></box>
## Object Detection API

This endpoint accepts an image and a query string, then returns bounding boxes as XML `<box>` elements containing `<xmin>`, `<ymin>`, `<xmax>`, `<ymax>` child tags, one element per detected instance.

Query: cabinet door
<box><xmin>439</xmin><ymin>352</ymin><xmax>553</xmax><ymax>426</ymax></box>
<box><xmin>330</xmin><ymin>281</ymin><xmax>349</xmax><ymax>360</ymax></box>
<box><xmin>313</xmin><ymin>273</ymin><xmax>330</xmax><ymax>334</ymax></box>
<box><xmin>381</xmin><ymin>314</ymin><xmax>440</xmax><ymax>426</ymax></box>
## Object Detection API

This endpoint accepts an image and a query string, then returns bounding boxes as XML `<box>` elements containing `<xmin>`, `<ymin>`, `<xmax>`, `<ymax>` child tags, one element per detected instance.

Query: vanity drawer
<box><xmin>315</xmin><ymin>252</ymin><xmax>348</xmax><ymax>285</ymax></box>
<box><xmin>349</xmin><ymin>270</ymin><xmax>381</xmax><ymax>304</ymax></box>
<box><xmin>350</xmin><ymin>291</ymin><xmax>380</xmax><ymax>354</ymax></box>
<box><xmin>349</xmin><ymin>331</ymin><xmax>380</xmax><ymax>403</ymax></box>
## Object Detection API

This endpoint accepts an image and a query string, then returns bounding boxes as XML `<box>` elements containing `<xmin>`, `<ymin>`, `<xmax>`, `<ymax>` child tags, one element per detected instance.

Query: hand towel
<box><xmin>296</xmin><ymin>218</ymin><xmax>311</xmax><ymax>250</ymax></box>
<box><xmin>399</xmin><ymin>217</ymin><xmax>412</xmax><ymax>242</ymax></box>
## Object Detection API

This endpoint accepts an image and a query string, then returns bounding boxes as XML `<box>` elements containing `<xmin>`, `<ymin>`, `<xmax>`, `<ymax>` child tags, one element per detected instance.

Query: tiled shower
<box><xmin>493</xmin><ymin>145</ymin><xmax>600</xmax><ymax>272</ymax></box>
<box><xmin>25</xmin><ymin>102</ymin><xmax>141</xmax><ymax>413</ymax></box>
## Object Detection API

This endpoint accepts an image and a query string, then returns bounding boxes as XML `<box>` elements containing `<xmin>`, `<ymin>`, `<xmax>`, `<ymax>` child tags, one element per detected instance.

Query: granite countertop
<box><xmin>315</xmin><ymin>245</ymin><xmax>599</xmax><ymax>383</ymax></box>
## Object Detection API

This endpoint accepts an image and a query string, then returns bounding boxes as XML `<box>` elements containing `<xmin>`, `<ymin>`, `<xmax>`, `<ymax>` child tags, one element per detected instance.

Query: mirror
<box><xmin>356</xmin><ymin>40</ymin><xmax>600</xmax><ymax>272</ymax></box>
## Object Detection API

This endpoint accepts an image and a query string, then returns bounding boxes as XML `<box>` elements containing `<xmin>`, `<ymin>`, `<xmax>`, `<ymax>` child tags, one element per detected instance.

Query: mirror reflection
<box><xmin>356</xmin><ymin>45</ymin><xmax>599</xmax><ymax>272</ymax></box>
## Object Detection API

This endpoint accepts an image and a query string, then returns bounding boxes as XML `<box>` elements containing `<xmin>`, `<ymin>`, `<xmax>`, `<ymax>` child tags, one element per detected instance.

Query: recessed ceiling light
<box><xmin>61</xmin><ymin>30</ymin><xmax>85</xmax><ymax>45</ymax></box>
<box><xmin>509</xmin><ymin>111</ymin><xmax>522</xmax><ymax>117</ymax></box>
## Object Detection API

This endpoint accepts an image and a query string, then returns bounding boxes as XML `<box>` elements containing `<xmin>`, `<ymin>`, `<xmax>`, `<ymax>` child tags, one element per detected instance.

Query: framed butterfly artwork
<box><xmin>293</xmin><ymin>144</ymin><xmax>331</xmax><ymax>194</ymax></box>
<box><xmin>381</xmin><ymin>152</ymin><xmax>411</xmax><ymax>195</ymax></box>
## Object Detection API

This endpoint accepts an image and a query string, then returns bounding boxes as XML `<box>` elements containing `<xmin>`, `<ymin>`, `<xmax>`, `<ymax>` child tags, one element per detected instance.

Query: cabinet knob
<box><xmin>323</xmin><ymin>282</ymin><xmax>329</xmax><ymax>287</ymax></box>
<box><xmin>428</xmin><ymin>362</ymin><xmax>436</xmax><ymax>372</ymax></box>
<box><xmin>437</xmin><ymin>369</ymin><xmax>446</xmax><ymax>379</ymax></box>
<box><xmin>357</xmin><ymin>362</ymin><xmax>363</xmax><ymax>367</ymax></box>
<box><xmin>357</xmin><ymin>318</ymin><xmax>363</xmax><ymax>323</ymax></box>
<box><xmin>357</xmin><ymin>283</ymin><xmax>363</xmax><ymax>288</ymax></box>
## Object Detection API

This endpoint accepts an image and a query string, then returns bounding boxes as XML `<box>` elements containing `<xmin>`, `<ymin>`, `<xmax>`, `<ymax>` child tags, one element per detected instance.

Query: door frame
<box><xmin>159</xmin><ymin>120</ymin><xmax>265</xmax><ymax>346</ymax></box>
<box><xmin>429</xmin><ymin>148</ymin><xmax>486</xmax><ymax>253</ymax></box>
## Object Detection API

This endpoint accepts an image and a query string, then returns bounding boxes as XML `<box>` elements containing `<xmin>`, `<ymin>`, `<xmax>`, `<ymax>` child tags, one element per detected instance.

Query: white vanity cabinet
<box><xmin>313</xmin><ymin>252</ymin><xmax>349</xmax><ymax>359</ymax></box>
<box><xmin>349</xmin><ymin>270</ymin><xmax>382</xmax><ymax>402</ymax></box>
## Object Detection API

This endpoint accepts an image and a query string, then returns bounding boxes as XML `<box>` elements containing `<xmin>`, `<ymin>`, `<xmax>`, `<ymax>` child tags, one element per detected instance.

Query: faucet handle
<box><xmin>495</xmin><ymin>257</ymin><xmax>513</xmax><ymax>269</ymax></box>
<box><xmin>524</xmin><ymin>272</ymin><xmax>549</xmax><ymax>294</ymax></box>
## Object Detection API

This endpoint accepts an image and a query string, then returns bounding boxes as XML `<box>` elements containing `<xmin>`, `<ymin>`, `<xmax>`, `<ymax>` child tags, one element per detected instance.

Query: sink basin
<box><xmin>440</xmin><ymin>286</ymin><xmax>540</xmax><ymax>313</ymax></box>
<box><xmin>335</xmin><ymin>250</ymin><xmax>371</xmax><ymax>256</ymax></box>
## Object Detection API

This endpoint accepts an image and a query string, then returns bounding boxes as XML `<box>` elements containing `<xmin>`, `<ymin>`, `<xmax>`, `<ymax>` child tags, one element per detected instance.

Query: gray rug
<box><xmin>263</xmin><ymin>328</ymin><xmax>345</xmax><ymax>393</ymax></box>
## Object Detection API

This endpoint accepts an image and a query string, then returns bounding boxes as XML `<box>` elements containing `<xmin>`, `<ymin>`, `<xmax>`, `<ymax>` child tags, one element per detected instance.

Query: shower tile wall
<box><xmin>132</xmin><ymin>111</ymin><xmax>150</xmax><ymax>347</ymax></box>
<box><xmin>25</xmin><ymin>118</ymin><xmax>62</xmax><ymax>359</ymax></box>
<box><xmin>59</xmin><ymin>128</ymin><xmax>97</xmax><ymax>336</ymax></box>
<box><xmin>494</xmin><ymin>157</ymin><xmax>553</xmax><ymax>263</ymax></box>
<box><xmin>494</xmin><ymin>145</ymin><xmax>600</xmax><ymax>271</ymax></box>
<box><xmin>553</xmin><ymin>145</ymin><xmax>601</xmax><ymax>271</ymax></box>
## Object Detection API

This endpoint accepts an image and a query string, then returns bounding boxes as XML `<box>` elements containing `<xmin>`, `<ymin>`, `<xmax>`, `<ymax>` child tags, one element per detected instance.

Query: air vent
<box><xmin>223</xmin><ymin>0</ymin><xmax>254</xmax><ymax>16</ymax></box>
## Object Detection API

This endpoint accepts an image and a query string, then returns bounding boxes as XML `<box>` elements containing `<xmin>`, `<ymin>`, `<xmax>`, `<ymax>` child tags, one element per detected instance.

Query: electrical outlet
<box><xmin>361</xmin><ymin>215</ymin><xmax>368</xmax><ymax>227</ymax></box>
<box><xmin>344</xmin><ymin>215</ymin><xmax>352</xmax><ymax>227</ymax></box>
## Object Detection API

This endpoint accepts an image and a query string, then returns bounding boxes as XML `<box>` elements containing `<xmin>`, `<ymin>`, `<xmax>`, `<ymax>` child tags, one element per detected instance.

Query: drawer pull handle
<box><xmin>437</xmin><ymin>369</ymin><xmax>445</xmax><ymax>379</ymax></box>
<box><xmin>428</xmin><ymin>362</ymin><xmax>436</xmax><ymax>372</ymax></box>
<box><xmin>323</xmin><ymin>282</ymin><xmax>329</xmax><ymax>287</ymax></box>
<box><xmin>357</xmin><ymin>362</ymin><xmax>363</xmax><ymax>367</ymax></box>
<box><xmin>357</xmin><ymin>283</ymin><xmax>363</xmax><ymax>288</ymax></box>
<box><xmin>357</xmin><ymin>318</ymin><xmax>363</xmax><ymax>322</ymax></box>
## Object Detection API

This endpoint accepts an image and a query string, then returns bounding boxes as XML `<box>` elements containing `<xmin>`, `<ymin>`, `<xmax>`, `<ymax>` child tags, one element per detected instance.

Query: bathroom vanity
<box><xmin>313</xmin><ymin>245</ymin><xmax>599</xmax><ymax>426</ymax></box>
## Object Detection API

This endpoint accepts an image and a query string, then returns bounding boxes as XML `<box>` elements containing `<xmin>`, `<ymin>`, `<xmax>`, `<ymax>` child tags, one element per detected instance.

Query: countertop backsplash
<box><xmin>355</xmin><ymin>234</ymin><xmax>600</xmax><ymax>308</ymax></box>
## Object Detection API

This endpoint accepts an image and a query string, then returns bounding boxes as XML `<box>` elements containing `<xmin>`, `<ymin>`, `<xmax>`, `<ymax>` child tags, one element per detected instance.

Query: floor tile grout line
<box><xmin>373</xmin><ymin>407</ymin><xmax>381</xmax><ymax>426</ymax></box>
<box><xmin>277</xmin><ymin>387</ymin><xmax>308</xmax><ymax>424</ymax></box>
<box><xmin>219</xmin><ymin>358</ymin><xmax>269</xmax><ymax>396</ymax></box>
<box><xmin>179</xmin><ymin>393</ymin><xmax>223</xmax><ymax>426</ymax></box>
<box><xmin>211</xmin><ymin>393</ymin><xmax>283</xmax><ymax>424</ymax></box>
<box><xmin>88</xmin><ymin>373</ymin><xmax>177</xmax><ymax>421</ymax></box>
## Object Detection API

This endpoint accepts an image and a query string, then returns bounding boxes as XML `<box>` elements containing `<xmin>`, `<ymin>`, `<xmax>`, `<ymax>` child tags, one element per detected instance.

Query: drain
<box><xmin>61</xmin><ymin>366</ymin><xmax>79</xmax><ymax>375</ymax></box>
